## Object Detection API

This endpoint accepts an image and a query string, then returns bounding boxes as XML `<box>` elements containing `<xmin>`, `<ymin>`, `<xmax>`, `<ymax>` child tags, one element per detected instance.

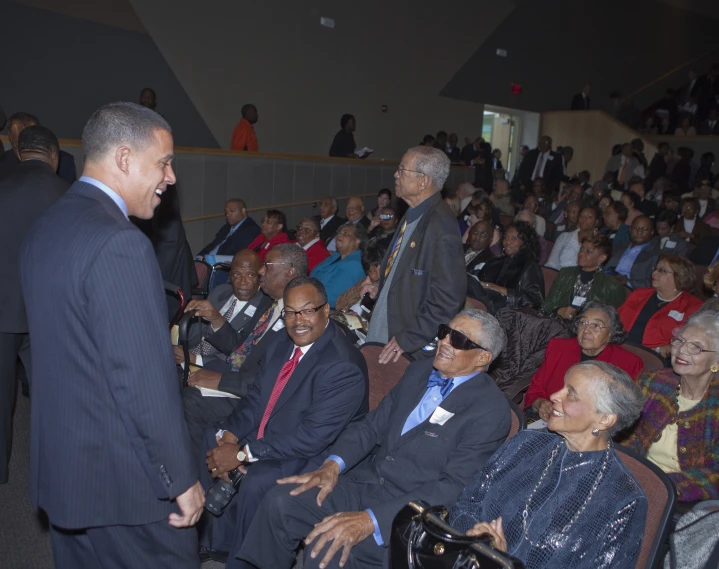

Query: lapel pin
<box><xmin>410</xmin><ymin>241</ymin><xmax>416</xmax><ymax>248</ymax></box>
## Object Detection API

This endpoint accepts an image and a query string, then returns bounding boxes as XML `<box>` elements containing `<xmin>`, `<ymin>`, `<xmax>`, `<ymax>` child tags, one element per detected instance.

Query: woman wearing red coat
<box><xmin>525</xmin><ymin>301</ymin><xmax>644</xmax><ymax>421</ymax></box>
<box><xmin>294</xmin><ymin>217</ymin><xmax>329</xmax><ymax>272</ymax></box>
<box><xmin>618</xmin><ymin>254</ymin><xmax>703</xmax><ymax>357</ymax></box>
<box><xmin>246</xmin><ymin>209</ymin><xmax>291</xmax><ymax>262</ymax></box>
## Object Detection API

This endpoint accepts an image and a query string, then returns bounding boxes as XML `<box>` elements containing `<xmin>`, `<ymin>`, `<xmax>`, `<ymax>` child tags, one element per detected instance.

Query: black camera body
<box><xmin>204</xmin><ymin>468</ymin><xmax>245</xmax><ymax>516</ymax></box>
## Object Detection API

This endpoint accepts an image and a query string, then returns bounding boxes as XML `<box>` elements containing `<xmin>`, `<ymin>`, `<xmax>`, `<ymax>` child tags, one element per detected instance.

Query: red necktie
<box><xmin>257</xmin><ymin>347</ymin><xmax>303</xmax><ymax>439</ymax></box>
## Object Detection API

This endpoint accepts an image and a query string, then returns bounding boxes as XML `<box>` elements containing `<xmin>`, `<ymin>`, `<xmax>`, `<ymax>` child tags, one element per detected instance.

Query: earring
<box><xmin>711</xmin><ymin>364</ymin><xmax>719</xmax><ymax>373</ymax></box>
<box><xmin>591</xmin><ymin>427</ymin><xmax>600</xmax><ymax>436</ymax></box>
<box><xmin>596</xmin><ymin>263</ymin><xmax>603</xmax><ymax>272</ymax></box>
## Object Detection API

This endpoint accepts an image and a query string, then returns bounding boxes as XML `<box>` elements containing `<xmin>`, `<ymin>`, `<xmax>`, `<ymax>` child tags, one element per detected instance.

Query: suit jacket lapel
<box><xmin>258</xmin><ymin>341</ymin><xmax>294</xmax><ymax>413</ymax></box>
<box><xmin>228</xmin><ymin>290</ymin><xmax>263</xmax><ymax>331</ymax></box>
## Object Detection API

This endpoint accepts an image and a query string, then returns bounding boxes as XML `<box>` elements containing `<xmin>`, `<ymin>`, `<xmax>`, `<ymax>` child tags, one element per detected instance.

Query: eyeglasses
<box><xmin>263</xmin><ymin>261</ymin><xmax>291</xmax><ymax>269</ymax></box>
<box><xmin>471</xmin><ymin>231</ymin><xmax>490</xmax><ymax>238</ymax></box>
<box><xmin>632</xmin><ymin>226</ymin><xmax>653</xmax><ymax>233</ymax></box>
<box><xmin>670</xmin><ymin>337</ymin><xmax>717</xmax><ymax>355</ymax></box>
<box><xmin>379</xmin><ymin>214</ymin><xmax>395</xmax><ymax>220</ymax></box>
<box><xmin>396</xmin><ymin>165</ymin><xmax>425</xmax><ymax>176</ymax></box>
<box><xmin>576</xmin><ymin>320</ymin><xmax>608</xmax><ymax>331</ymax></box>
<box><xmin>437</xmin><ymin>324</ymin><xmax>485</xmax><ymax>351</ymax></box>
<box><xmin>296</xmin><ymin>226</ymin><xmax>315</xmax><ymax>233</ymax></box>
<box><xmin>281</xmin><ymin>303</ymin><xmax>327</xmax><ymax>320</ymax></box>
<box><xmin>653</xmin><ymin>267</ymin><xmax>673</xmax><ymax>275</ymax></box>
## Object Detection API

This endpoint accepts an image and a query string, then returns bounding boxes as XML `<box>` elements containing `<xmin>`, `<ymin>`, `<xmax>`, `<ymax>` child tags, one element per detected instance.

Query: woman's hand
<box><xmin>657</xmin><ymin>344</ymin><xmax>671</xmax><ymax>359</ymax></box>
<box><xmin>466</xmin><ymin>517</ymin><xmax>507</xmax><ymax>552</ymax></box>
<box><xmin>533</xmin><ymin>398</ymin><xmax>553</xmax><ymax>422</ymax></box>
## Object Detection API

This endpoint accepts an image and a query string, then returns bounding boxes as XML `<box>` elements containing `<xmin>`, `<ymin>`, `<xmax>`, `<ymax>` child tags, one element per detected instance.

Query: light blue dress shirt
<box><xmin>208</xmin><ymin>217</ymin><xmax>247</xmax><ymax>256</ymax></box>
<box><xmin>615</xmin><ymin>242</ymin><xmax>649</xmax><ymax>280</ymax></box>
<box><xmin>79</xmin><ymin>176</ymin><xmax>128</xmax><ymax>219</ymax></box>
<box><xmin>328</xmin><ymin>370</ymin><xmax>478</xmax><ymax>546</ymax></box>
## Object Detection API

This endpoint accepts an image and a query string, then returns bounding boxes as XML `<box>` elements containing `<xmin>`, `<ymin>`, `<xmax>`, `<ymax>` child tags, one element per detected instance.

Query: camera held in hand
<box><xmin>359</xmin><ymin>292</ymin><xmax>376</xmax><ymax>318</ymax></box>
<box><xmin>204</xmin><ymin>468</ymin><xmax>245</xmax><ymax>516</ymax></box>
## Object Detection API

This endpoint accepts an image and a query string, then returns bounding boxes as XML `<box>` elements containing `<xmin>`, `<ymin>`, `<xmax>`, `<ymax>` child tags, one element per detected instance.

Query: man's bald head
<box><xmin>225</xmin><ymin>199</ymin><xmax>247</xmax><ymax>226</ymax></box>
<box><xmin>230</xmin><ymin>250</ymin><xmax>262</xmax><ymax>301</ymax></box>
<box><xmin>346</xmin><ymin>196</ymin><xmax>365</xmax><ymax>222</ymax></box>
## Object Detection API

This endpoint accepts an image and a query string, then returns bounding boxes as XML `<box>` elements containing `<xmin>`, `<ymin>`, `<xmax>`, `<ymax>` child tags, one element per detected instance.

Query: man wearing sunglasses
<box><xmin>238</xmin><ymin>309</ymin><xmax>511</xmax><ymax>569</ymax></box>
<box><xmin>200</xmin><ymin>276</ymin><xmax>369</xmax><ymax>565</ymax></box>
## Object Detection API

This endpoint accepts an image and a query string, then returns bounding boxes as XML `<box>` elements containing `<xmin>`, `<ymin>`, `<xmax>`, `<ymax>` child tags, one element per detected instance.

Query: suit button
<box><xmin>379</xmin><ymin>477</ymin><xmax>384</xmax><ymax>485</ymax></box>
<box><xmin>679</xmin><ymin>446</ymin><xmax>687</xmax><ymax>454</ymax></box>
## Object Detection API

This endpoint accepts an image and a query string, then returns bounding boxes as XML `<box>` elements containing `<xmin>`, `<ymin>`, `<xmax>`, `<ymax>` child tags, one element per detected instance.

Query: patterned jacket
<box><xmin>621</xmin><ymin>369</ymin><xmax>719</xmax><ymax>502</ymax></box>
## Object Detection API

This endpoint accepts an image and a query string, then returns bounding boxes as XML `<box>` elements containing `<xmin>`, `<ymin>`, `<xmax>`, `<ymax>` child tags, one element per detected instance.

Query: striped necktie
<box><xmin>192</xmin><ymin>297</ymin><xmax>238</xmax><ymax>356</ymax></box>
<box><xmin>227</xmin><ymin>301</ymin><xmax>277</xmax><ymax>370</ymax></box>
<box><xmin>384</xmin><ymin>219</ymin><xmax>407</xmax><ymax>278</ymax></box>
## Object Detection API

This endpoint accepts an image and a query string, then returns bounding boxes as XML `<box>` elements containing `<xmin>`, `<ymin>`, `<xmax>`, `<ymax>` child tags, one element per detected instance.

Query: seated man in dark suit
<box><xmin>464</xmin><ymin>219</ymin><xmax>495</xmax><ymax>275</ymax></box>
<box><xmin>318</xmin><ymin>196</ymin><xmax>346</xmax><ymax>244</ymax></box>
<box><xmin>182</xmin><ymin>244</ymin><xmax>308</xmax><ymax>453</ymax></box>
<box><xmin>201</xmin><ymin>276</ymin><xmax>369</xmax><ymax>566</ymax></box>
<box><xmin>198</xmin><ymin>199</ymin><xmax>261</xmax><ymax>259</ymax></box>
<box><xmin>327</xmin><ymin>196</ymin><xmax>370</xmax><ymax>252</ymax></box>
<box><xmin>174</xmin><ymin>250</ymin><xmax>271</xmax><ymax>368</ymax></box>
<box><xmin>238</xmin><ymin>309</ymin><xmax>511</xmax><ymax>569</ymax></box>
<box><xmin>605</xmin><ymin>216</ymin><xmax>661</xmax><ymax>289</ymax></box>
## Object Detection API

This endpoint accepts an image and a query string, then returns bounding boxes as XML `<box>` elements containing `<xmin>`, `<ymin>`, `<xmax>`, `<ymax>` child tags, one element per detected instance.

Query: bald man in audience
<box><xmin>198</xmin><ymin>199</ymin><xmax>261</xmax><ymax>259</ymax></box>
<box><xmin>327</xmin><ymin>196</ymin><xmax>369</xmax><ymax>251</ymax></box>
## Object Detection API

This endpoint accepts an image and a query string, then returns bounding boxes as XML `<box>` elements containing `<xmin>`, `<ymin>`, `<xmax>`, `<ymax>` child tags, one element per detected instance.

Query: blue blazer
<box><xmin>198</xmin><ymin>217</ymin><xmax>261</xmax><ymax>256</ymax></box>
<box><xmin>224</xmin><ymin>321</ymin><xmax>369</xmax><ymax>471</ymax></box>
<box><xmin>20</xmin><ymin>181</ymin><xmax>197</xmax><ymax>529</ymax></box>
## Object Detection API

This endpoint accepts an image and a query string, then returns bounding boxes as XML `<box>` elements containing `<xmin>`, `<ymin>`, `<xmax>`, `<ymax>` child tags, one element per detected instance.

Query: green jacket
<box><xmin>542</xmin><ymin>267</ymin><xmax>627</xmax><ymax>313</ymax></box>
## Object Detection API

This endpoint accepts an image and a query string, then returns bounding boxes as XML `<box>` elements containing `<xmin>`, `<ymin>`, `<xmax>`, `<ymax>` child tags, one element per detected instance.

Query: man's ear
<box><xmin>115</xmin><ymin>146</ymin><xmax>131</xmax><ymax>175</ymax></box>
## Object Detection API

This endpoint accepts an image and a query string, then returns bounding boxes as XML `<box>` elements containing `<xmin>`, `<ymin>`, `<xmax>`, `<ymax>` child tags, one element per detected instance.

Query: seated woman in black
<box><xmin>467</xmin><ymin>220</ymin><xmax>544</xmax><ymax>314</ymax></box>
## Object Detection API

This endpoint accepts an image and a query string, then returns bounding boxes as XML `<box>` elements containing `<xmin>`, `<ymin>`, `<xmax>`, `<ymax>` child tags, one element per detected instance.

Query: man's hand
<box><xmin>168</xmin><ymin>481</ymin><xmax>205</xmax><ymax>528</ymax></box>
<box><xmin>368</xmin><ymin>215</ymin><xmax>381</xmax><ymax>232</ymax></box>
<box><xmin>359</xmin><ymin>281</ymin><xmax>379</xmax><ymax>300</ymax></box>
<box><xmin>533</xmin><ymin>398</ymin><xmax>553</xmax><ymax>422</ymax></box>
<box><xmin>466</xmin><ymin>517</ymin><xmax>507</xmax><ymax>552</ymax></box>
<box><xmin>378</xmin><ymin>337</ymin><xmax>404</xmax><ymax>364</ymax></box>
<box><xmin>305</xmin><ymin>511</ymin><xmax>375</xmax><ymax>569</ymax></box>
<box><xmin>173</xmin><ymin>345</ymin><xmax>197</xmax><ymax>365</ymax></box>
<box><xmin>185</xmin><ymin>300</ymin><xmax>224</xmax><ymax>329</ymax></box>
<box><xmin>206</xmin><ymin>442</ymin><xmax>241</xmax><ymax>477</ymax></box>
<box><xmin>188</xmin><ymin>369</ymin><xmax>222</xmax><ymax>390</ymax></box>
<box><xmin>277</xmin><ymin>460</ymin><xmax>340</xmax><ymax>507</ymax></box>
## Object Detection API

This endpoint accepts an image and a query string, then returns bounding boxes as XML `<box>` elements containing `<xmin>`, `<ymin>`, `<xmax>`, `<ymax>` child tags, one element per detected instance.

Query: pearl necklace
<box><xmin>521</xmin><ymin>438</ymin><xmax>611</xmax><ymax>548</ymax></box>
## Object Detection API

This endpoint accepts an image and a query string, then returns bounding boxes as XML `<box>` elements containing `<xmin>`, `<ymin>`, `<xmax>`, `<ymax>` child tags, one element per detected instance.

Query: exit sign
<box><xmin>511</xmin><ymin>83</ymin><xmax>522</xmax><ymax>94</ymax></box>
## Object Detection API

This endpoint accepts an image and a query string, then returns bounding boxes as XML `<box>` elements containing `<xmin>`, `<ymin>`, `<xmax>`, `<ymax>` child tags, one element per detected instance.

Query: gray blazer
<box><xmin>605</xmin><ymin>155</ymin><xmax>641</xmax><ymax>187</ymax></box>
<box><xmin>606</xmin><ymin>237</ymin><xmax>661</xmax><ymax>289</ymax></box>
<box><xmin>187</xmin><ymin>284</ymin><xmax>271</xmax><ymax>363</ymax></box>
<box><xmin>659</xmin><ymin>234</ymin><xmax>694</xmax><ymax>258</ymax></box>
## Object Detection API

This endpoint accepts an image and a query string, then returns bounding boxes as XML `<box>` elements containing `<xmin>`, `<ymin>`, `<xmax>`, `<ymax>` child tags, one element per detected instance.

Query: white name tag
<box><xmin>429</xmin><ymin>407</ymin><xmax>455</xmax><ymax>426</ymax></box>
<box><xmin>668</xmin><ymin>310</ymin><xmax>685</xmax><ymax>322</ymax></box>
<box><xmin>665</xmin><ymin>240</ymin><xmax>676</xmax><ymax>249</ymax></box>
<box><xmin>476</xmin><ymin>262</ymin><xmax>486</xmax><ymax>271</ymax></box>
<box><xmin>272</xmin><ymin>319</ymin><xmax>285</xmax><ymax>331</ymax></box>
<box><xmin>245</xmin><ymin>305</ymin><xmax>256</xmax><ymax>317</ymax></box>
<box><xmin>557</xmin><ymin>225</ymin><xmax>566</xmax><ymax>232</ymax></box>
<box><xmin>571</xmin><ymin>296</ymin><xmax>587</xmax><ymax>307</ymax></box>
<box><xmin>547</xmin><ymin>155</ymin><xmax>554</xmax><ymax>161</ymax></box>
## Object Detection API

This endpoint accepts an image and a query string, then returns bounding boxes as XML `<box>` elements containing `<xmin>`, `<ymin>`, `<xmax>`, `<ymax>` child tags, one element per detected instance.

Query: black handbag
<box><xmin>389</xmin><ymin>501</ymin><xmax>525</xmax><ymax>569</ymax></box>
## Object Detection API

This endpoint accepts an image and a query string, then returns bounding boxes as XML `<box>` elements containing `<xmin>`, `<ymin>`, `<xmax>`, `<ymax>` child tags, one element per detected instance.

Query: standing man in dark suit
<box><xmin>174</xmin><ymin>250</ymin><xmax>270</xmax><ymax>368</ymax></box>
<box><xmin>364</xmin><ymin>146</ymin><xmax>466</xmax><ymax>362</ymax></box>
<box><xmin>570</xmin><ymin>83</ymin><xmax>591</xmax><ymax>110</ymax></box>
<box><xmin>517</xmin><ymin>135</ymin><xmax>564</xmax><ymax>194</ymax></box>
<box><xmin>20</xmin><ymin>102</ymin><xmax>204</xmax><ymax>568</ymax></box>
<box><xmin>0</xmin><ymin>125</ymin><xmax>67</xmax><ymax>485</ymax></box>
<box><xmin>644</xmin><ymin>142</ymin><xmax>672</xmax><ymax>191</ymax></box>
<box><xmin>198</xmin><ymin>199</ymin><xmax>261</xmax><ymax>258</ymax></box>
<box><xmin>181</xmin><ymin>243</ymin><xmax>308</xmax><ymax>451</ymax></box>
<box><xmin>201</xmin><ymin>276</ymin><xmax>369</xmax><ymax>566</ymax></box>
<box><xmin>318</xmin><ymin>196</ymin><xmax>346</xmax><ymax>244</ymax></box>
<box><xmin>238</xmin><ymin>309</ymin><xmax>511</xmax><ymax>569</ymax></box>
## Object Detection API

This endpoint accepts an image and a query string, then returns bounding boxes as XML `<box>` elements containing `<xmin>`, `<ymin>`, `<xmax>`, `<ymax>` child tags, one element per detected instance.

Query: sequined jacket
<box><xmin>450</xmin><ymin>430</ymin><xmax>647</xmax><ymax>569</ymax></box>
<box><xmin>621</xmin><ymin>369</ymin><xmax>719</xmax><ymax>502</ymax></box>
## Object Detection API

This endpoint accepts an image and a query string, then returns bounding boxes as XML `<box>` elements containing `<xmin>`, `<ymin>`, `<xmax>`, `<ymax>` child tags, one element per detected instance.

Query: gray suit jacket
<box><xmin>605</xmin><ymin>155</ymin><xmax>641</xmax><ymax>187</ymax></box>
<box><xmin>606</xmin><ymin>237</ymin><xmax>661</xmax><ymax>289</ymax></box>
<box><xmin>660</xmin><ymin>234</ymin><xmax>694</xmax><ymax>258</ymax></box>
<box><xmin>188</xmin><ymin>285</ymin><xmax>271</xmax><ymax>363</ymax></box>
<box><xmin>328</xmin><ymin>358</ymin><xmax>510</xmax><ymax>543</ymax></box>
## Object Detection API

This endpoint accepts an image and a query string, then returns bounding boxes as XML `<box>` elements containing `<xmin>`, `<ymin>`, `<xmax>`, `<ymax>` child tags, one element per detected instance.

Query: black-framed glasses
<box><xmin>295</xmin><ymin>226</ymin><xmax>315</xmax><ymax>233</ymax></box>
<box><xmin>577</xmin><ymin>320</ymin><xmax>608</xmax><ymax>331</ymax></box>
<box><xmin>396</xmin><ymin>165</ymin><xmax>425</xmax><ymax>176</ymax></box>
<box><xmin>437</xmin><ymin>324</ymin><xmax>485</xmax><ymax>351</ymax></box>
<box><xmin>281</xmin><ymin>303</ymin><xmax>327</xmax><ymax>320</ymax></box>
<box><xmin>670</xmin><ymin>337</ymin><xmax>717</xmax><ymax>355</ymax></box>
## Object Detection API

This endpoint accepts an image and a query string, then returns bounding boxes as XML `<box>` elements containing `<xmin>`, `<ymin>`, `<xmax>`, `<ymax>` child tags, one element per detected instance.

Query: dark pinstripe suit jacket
<box><xmin>20</xmin><ymin>181</ymin><xmax>197</xmax><ymax>529</ymax></box>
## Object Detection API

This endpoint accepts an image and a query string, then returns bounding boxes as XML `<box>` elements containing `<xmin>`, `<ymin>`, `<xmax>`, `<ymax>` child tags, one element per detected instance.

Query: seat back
<box><xmin>464</xmin><ymin>296</ymin><xmax>488</xmax><ymax>312</ymax></box>
<box><xmin>499</xmin><ymin>214</ymin><xmax>514</xmax><ymax>228</ymax></box>
<box><xmin>506</xmin><ymin>398</ymin><xmax>526</xmax><ymax>440</ymax></box>
<box><xmin>193</xmin><ymin>260</ymin><xmax>212</xmax><ymax>299</ymax></box>
<box><xmin>209</xmin><ymin>262</ymin><xmax>232</xmax><ymax>293</ymax></box>
<box><xmin>695</xmin><ymin>265</ymin><xmax>710</xmax><ymax>300</ymax></box>
<box><xmin>543</xmin><ymin>240</ymin><xmax>554</xmax><ymax>265</ymax></box>
<box><xmin>622</xmin><ymin>343</ymin><xmax>668</xmax><ymax>372</ymax></box>
<box><xmin>545</xmin><ymin>221</ymin><xmax>557</xmax><ymax>242</ymax></box>
<box><xmin>541</xmin><ymin>265</ymin><xmax>559</xmax><ymax>296</ymax></box>
<box><xmin>360</xmin><ymin>342</ymin><xmax>413</xmax><ymax>411</ymax></box>
<box><xmin>614</xmin><ymin>444</ymin><xmax>676</xmax><ymax>569</ymax></box>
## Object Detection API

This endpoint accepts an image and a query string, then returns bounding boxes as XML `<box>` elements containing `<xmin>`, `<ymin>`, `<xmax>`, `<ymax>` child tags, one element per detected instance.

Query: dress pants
<box><xmin>237</xmin><ymin>480</ymin><xmax>386</xmax><ymax>569</ymax></box>
<box><xmin>50</xmin><ymin>519</ymin><xmax>199</xmax><ymax>569</ymax></box>
<box><xmin>0</xmin><ymin>332</ymin><xmax>30</xmax><ymax>484</ymax></box>
<box><xmin>182</xmin><ymin>385</ymin><xmax>241</xmax><ymax>458</ymax></box>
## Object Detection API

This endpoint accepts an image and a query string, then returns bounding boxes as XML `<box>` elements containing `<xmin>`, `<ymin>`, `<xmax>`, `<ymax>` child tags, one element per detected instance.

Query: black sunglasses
<box><xmin>437</xmin><ymin>324</ymin><xmax>485</xmax><ymax>351</ymax></box>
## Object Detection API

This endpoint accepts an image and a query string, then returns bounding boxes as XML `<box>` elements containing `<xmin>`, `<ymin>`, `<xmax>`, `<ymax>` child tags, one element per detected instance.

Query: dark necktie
<box><xmin>227</xmin><ymin>301</ymin><xmax>277</xmax><ymax>370</ymax></box>
<box><xmin>257</xmin><ymin>347</ymin><xmax>303</xmax><ymax>439</ymax></box>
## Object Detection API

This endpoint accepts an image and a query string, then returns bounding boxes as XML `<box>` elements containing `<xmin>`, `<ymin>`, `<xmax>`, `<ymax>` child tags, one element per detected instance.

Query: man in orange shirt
<box><xmin>230</xmin><ymin>104</ymin><xmax>259</xmax><ymax>151</ymax></box>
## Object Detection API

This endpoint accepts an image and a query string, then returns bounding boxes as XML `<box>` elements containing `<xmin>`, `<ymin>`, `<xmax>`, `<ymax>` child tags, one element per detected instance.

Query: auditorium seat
<box><xmin>540</xmin><ymin>266</ymin><xmax>559</xmax><ymax>297</ymax></box>
<box><xmin>465</xmin><ymin>296</ymin><xmax>488</xmax><ymax>311</ymax></box>
<box><xmin>360</xmin><ymin>342</ymin><xmax>413</xmax><ymax>411</ymax></box>
<box><xmin>622</xmin><ymin>343</ymin><xmax>668</xmax><ymax>372</ymax></box>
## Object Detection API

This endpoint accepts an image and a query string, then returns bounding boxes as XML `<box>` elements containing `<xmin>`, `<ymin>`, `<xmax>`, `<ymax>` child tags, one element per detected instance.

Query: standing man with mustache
<box><xmin>21</xmin><ymin>102</ymin><xmax>204</xmax><ymax>568</ymax></box>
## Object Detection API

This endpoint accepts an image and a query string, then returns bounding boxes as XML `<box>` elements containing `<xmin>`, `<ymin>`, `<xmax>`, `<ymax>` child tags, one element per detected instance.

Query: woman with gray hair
<box><xmin>450</xmin><ymin>361</ymin><xmax>647</xmax><ymax>569</ymax></box>
<box><xmin>621</xmin><ymin>309</ymin><xmax>719</xmax><ymax>502</ymax></box>
<box><xmin>525</xmin><ymin>301</ymin><xmax>644</xmax><ymax>421</ymax></box>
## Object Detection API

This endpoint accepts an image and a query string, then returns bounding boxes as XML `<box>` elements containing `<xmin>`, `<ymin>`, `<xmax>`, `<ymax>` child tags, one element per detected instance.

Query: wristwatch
<box><xmin>236</xmin><ymin>447</ymin><xmax>247</xmax><ymax>463</ymax></box>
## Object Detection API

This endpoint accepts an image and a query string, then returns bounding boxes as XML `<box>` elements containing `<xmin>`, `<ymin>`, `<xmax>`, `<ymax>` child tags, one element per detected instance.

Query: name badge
<box><xmin>245</xmin><ymin>305</ymin><xmax>256</xmax><ymax>317</ymax></box>
<box><xmin>668</xmin><ymin>310</ymin><xmax>685</xmax><ymax>322</ymax></box>
<box><xmin>476</xmin><ymin>262</ymin><xmax>486</xmax><ymax>271</ymax></box>
<box><xmin>429</xmin><ymin>406</ymin><xmax>455</xmax><ymax>426</ymax></box>
<box><xmin>665</xmin><ymin>240</ymin><xmax>676</xmax><ymax>249</ymax></box>
<box><xmin>571</xmin><ymin>296</ymin><xmax>587</xmax><ymax>307</ymax></box>
<box><xmin>272</xmin><ymin>319</ymin><xmax>285</xmax><ymax>331</ymax></box>
<box><xmin>557</xmin><ymin>225</ymin><xmax>566</xmax><ymax>232</ymax></box>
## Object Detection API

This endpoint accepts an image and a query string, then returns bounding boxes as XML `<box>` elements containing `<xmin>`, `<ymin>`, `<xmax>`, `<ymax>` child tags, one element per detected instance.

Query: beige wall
<box><xmin>540</xmin><ymin>110</ymin><xmax>658</xmax><ymax>185</ymax></box>
<box><xmin>127</xmin><ymin>0</ymin><xmax>515</xmax><ymax>159</ymax></box>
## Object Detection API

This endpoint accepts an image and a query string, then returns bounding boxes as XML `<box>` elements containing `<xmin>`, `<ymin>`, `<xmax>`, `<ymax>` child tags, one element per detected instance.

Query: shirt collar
<box><xmin>435</xmin><ymin>370</ymin><xmax>483</xmax><ymax>391</ymax></box>
<box><xmin>302</xmin><ymin>237</ymin><xmax>320</xmax><ymax>250</ymax></box>
<box><xmin>406</xmin><ymin>192</ymin><xmax>436</xmax><ymax>223</ymax></box>
<box><xmin>231</xmin><ymin>217</ymin><xmax>247</xmax><ymax>231</ymax></box>
<box><xmin>79</xmin><ymin>176</ymin><xmax>128</xmax><ymax>218</ymax></box>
